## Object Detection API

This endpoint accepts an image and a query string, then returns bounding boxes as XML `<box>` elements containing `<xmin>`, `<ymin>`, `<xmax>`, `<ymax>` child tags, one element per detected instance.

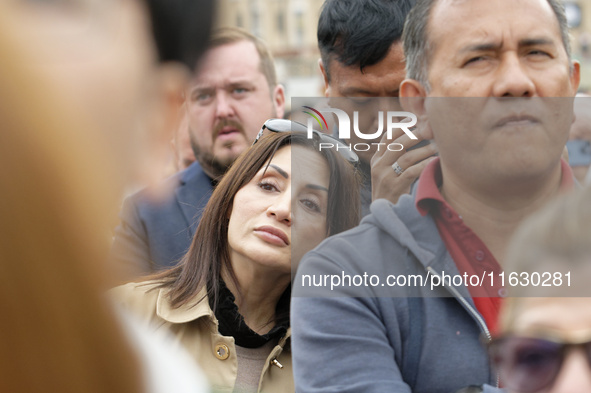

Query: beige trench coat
<box><xmin>111</xmin><ymin>281</ymin><xmax>294</xmax><ymax>393</ymax></box>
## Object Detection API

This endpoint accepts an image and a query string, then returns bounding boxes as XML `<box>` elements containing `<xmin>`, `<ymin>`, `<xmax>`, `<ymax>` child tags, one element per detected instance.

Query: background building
<box><xmin>567</xmin><ymin>0</ymin><xmax>591</xmax><ymax>92</ymax></box>
<box><xmin>216</xmin><ymin>0</ymin><xmax>591</xmax><ymax>106</ymax></box>
<box><xmin>216</xmin><ymin>0</ymin><xmax>325</xmax><ymax>107</ymax></box>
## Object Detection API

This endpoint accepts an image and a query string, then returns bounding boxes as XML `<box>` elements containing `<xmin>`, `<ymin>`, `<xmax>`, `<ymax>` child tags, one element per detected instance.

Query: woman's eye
<box><xmin>258</xmin><ymin>181</ymin><xmax>278</xmax><ymax>192</ymax></box>
<box><xmin>301</xmin><ymin>199</ymin><xmax>321</xmax><ymax>212</ymax></box>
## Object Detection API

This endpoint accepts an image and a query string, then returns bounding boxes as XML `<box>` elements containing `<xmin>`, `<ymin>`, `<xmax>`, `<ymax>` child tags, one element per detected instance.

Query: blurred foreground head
<box><xmin>0</xmin><ymin>0</ymin><xmax>213</xmax><ymax>392</ymax></box>
<box><xmin>8</xmin><ymin>0</ymin><xmax>214</xmax><ymax>194</ymax></box>
<box><xmin>492</xmin><ymin>186</ymin><xmax>591</xmax><ymax>393</ymax></box>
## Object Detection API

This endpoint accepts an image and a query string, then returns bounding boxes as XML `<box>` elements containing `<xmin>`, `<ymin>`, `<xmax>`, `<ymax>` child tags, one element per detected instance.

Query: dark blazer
<box><xmin>110</xmin><ymin>161</ymin><xmax>213</xmax><ymax>279</ymax></box>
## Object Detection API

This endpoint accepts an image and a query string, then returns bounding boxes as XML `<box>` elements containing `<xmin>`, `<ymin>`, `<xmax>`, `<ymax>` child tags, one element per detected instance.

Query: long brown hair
<box><xmin>0</xmin><ymin>6</ymin><xmax>143</xmax><ymax>393</ymax></box>
<box><xmin>154</xmin><ymin>132</ymin><xmax>361</xmax><ymax>311</ymax></box>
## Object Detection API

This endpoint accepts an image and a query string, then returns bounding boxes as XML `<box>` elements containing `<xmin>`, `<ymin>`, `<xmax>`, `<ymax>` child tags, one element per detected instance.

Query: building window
<box><xmin>295</xmin><ymin>10</ymin><xmax>304</xmax><ymax>46</ymax></box>
<box><xmin>277</xmin><ymin>11</ymin><xmax>285</xmax><ymax>34</ymax></box>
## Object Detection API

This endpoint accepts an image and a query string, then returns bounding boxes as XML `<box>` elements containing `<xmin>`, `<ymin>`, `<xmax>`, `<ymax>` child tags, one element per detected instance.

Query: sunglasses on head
<box><xmin>488</xmin><ymin>334</ymin><xmax>591</xmax><ymax>393</ymax></box>
<box><xmin>252</xmin><ymin>119</ymin><xmax>359</xmax><ymax>166</ymax></box>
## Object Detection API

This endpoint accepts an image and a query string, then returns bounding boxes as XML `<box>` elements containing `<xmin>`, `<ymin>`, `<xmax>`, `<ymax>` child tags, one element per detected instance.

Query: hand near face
<box><xmin>371</xmin><ymin>120</ymin><xmax>437</xmax><ymax>204</ymax></box>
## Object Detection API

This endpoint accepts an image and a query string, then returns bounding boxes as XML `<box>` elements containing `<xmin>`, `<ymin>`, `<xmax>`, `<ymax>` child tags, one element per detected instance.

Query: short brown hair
<box><xmin>208</xmin><ymin>27</ymin><xmax>278</xmax><ymax>88</ymax></box>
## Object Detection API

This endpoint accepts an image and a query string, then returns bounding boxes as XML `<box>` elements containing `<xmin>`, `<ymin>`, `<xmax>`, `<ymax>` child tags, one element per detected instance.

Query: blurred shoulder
<box><xmin>109</xmin><ymin>280</ymin><xmax>163</xmax><ymax>321</ymax></box>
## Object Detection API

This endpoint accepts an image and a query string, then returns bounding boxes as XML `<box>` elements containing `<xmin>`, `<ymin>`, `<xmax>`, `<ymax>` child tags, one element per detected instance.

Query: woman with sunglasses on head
<box><xmin>112</xmin><ymin>124</ymin><xmax>360</xmax><ymax>393</ymax></box>
<box><xmin>488</xmin><ymin>185</ymin><xmax>591</xmax><ymax>393</ymax></box>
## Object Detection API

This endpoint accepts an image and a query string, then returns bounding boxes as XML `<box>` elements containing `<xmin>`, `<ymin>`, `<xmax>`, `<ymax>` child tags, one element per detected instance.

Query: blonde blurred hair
<box><xmin>500</xmin><ymin>185</ymin><xmax>591</xmax><ymax>330</ymax></box>
<box><xmin>0</xmin><ymin>6</ymin><xmax>143</xmax><ymax>393</ymax></box>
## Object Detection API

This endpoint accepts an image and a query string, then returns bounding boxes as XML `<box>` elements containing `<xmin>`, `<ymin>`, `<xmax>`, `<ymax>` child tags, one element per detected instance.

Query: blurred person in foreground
<box><xmin>111</xmin><ymin>28</ymin><xmax>286</xmax><ymax>279</ymax></box>
<box><xmin>155</xmin><ymin>109</ymin><xmax>196</xmax><ymax>184</ymax></box>
<box><xmin>172</xmin><ymin>109</ymin><xmax>197</xmax><ymax>172</ymax></box>
<box><xmin>112</xmin><ymin>128</ymin><xmax>360</xmax><ymax>393</ymax></box>
<box><xmin>317</xmin><ymin>0</ymin><xmax>437</xmax><ymax>215</ymax></box>
<box><xmin>292</xmin><ymin>0</ymin><xmax>579</xmax><ymax>391</ymax></box>
<box><xmin>0</xmin><ymin>0</ymin><xmax>215</xmax><ymax>391</ymax></box>
<box><xmin>490</xmin><ymin>185</ymin><xmax>591</xmax><ymax>393</ymax></box>
<box><xmin>11</xmin><ymin>0</ymin><xmax>213</xmax><ymax>200</ymax></box>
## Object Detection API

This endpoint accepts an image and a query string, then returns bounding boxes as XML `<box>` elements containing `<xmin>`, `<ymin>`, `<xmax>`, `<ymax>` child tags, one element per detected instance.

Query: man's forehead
<box><xmin>327</xmin><ymin>41</ymin><xmax>406</xmax><ymax>95</ymax></box>
<box><xmin>425</xmin><ymin>0</ymin><xmax>563</xmax><ymax>58</ymax></box>
<box><xmin>431</xmin><ymin>0</ymin><xmax>553</xmax><ymax>14</ymax></box>
<box><xmin>429</xmin><ymin>0</ymin><xmax>555</xmax><ymax>24</ymax></box>
<box><xmin>189</xmin><ymin>76</ymin><xmax>257</xmax><ymax>90</ymax></box>
<box><xmin>189</xmin><ymin>40</ymin><xmax>264</xmax><ymax>85</ymax></box>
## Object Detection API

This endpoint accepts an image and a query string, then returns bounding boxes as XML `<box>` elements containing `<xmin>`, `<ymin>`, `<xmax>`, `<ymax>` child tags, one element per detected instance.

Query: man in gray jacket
<box><xmin>292</xmin><ymin>0</ymin><xmax>579</xmax><ymax>392</ymax></box>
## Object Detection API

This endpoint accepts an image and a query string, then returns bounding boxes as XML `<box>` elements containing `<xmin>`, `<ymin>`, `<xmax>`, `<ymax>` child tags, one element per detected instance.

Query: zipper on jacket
<box><xmin>426</xmin><ymin>267</ymin><xmax>491</xmax><ymax>341</ymax></box>
<box><xmin>425</xmin><ymin>266</ymin><xmax>498</xmax><ymax>388</ymax></box>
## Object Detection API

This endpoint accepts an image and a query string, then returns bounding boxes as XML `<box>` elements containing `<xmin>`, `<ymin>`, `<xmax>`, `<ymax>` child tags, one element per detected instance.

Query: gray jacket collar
<box><xmin>368</xmin><ymin>192</ymin><xmax>472</xmax><ymax>301</ymax></box>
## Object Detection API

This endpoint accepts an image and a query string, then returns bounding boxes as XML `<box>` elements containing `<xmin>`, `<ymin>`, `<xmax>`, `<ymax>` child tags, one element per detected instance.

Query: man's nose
<box><xmin>492</xmin><ymin>55</ymin><xmax>536</xmax><ymax>97</ymax></box>
<box><xmin>215</xmin><ymin>91</ymin><xmax>235</xmax><ymax>118</ymax></box>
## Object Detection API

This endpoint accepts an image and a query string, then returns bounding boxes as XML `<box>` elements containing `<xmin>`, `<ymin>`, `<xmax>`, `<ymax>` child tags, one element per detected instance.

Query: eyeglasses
<box><xmin>253</xmin><ymin>119</ymin><xmax>359</xmax><ymax>166</ymax></box>
<box><xmin>488</xmin><ymin>334</ymin><xmax>591</xmax><ymax>392</ymax></box>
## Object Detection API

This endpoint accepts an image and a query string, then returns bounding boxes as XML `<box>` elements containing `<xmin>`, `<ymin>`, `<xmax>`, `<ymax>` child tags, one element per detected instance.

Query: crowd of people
<box><xmin>2</xmin><ymin>0</ymin><xmax>591</xmax><ymax>392</ymax></box>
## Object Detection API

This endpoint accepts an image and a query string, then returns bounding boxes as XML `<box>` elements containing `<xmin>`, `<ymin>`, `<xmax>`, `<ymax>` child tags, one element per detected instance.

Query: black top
<box><xmin>211</xmin><ymin>280</ymin><xmax>290</xmax><ymax>348</ymax></box>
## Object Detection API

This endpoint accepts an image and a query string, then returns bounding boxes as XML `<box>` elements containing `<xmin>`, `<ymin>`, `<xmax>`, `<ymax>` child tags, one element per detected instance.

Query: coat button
<box><xmin>215</xmin><ymin>343</ymin><xmax>230</xmax><ymax>360</ymax></box>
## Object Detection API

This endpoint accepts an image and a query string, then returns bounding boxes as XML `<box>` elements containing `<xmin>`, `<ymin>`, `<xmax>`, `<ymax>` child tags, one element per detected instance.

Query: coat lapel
<box><xmin>175</xmin><ymin>162</ymin><xmax>214</xmax><ymax>237</ymax></box>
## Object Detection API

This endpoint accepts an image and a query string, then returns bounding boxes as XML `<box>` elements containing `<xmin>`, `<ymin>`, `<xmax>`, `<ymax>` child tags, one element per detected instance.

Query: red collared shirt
<box><xmin>415</xmin><ymin>157</ymin><xmax>574</xmax><ymax>333</ymax></box>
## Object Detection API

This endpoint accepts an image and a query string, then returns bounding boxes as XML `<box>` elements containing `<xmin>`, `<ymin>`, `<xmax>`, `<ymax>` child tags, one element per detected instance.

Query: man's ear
<box><xmin>273</xmin><ymin>84</ymin><xmax>285</xmax><ymax>119</ymax></box>
<box><xmin>400</xmin><ymin>79</ymin><xmax>433</xmax><ymax>140</ymax></box>
<box><xmin>570</xmin><ymin>60</ymin><xmax>581</xmax><ymax>94</ymax></box>
<box><xmin>318</xmin><ymin>59</ymin><xmax>330</xmax><ymax>97</ymax></box>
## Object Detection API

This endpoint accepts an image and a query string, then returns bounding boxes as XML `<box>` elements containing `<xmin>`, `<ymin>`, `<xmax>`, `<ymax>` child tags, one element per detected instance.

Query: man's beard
<box><xmin>191</xmin><ymin>119</ymin><xmax>246</xmax><ymax>180</ymax></box>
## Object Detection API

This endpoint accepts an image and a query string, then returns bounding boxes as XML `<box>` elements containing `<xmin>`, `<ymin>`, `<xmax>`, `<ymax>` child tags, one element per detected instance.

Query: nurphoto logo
<box><xmin>302</xmin><ymin>106</ymin><xmax>418</xmax><ymax>153</ymax></box>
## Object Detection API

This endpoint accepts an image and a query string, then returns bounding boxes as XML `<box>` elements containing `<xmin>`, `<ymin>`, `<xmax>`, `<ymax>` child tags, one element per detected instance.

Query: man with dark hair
<box><xmin>111</xmin><ymin>28</ymin><xmax>285</xmax><ymax>279</ymax></box>
<box><xmin>317</xmin><ymin>0</ymin><xmax>436</xmax><ymax>215</ymax></box>
<box><xmin>318</xmin><ymin>0</ymin><xmax>410</xmax><ymax>89</ymax></box>
<box><xmin>293</xmin><ymin>0</ymin><xmax>579</xmax><ymax>391</ymax></box>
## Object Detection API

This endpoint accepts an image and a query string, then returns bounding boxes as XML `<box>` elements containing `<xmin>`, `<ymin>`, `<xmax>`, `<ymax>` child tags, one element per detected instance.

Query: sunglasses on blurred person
<box><xmin>253</xmin><ymin>119</ymin><xmax>359</xmax><ymax>166</ymax></box>
<box><xmin>488</xmin><ymin>332</ymin><xmax>591</xmax><ymax>392</ymax></box>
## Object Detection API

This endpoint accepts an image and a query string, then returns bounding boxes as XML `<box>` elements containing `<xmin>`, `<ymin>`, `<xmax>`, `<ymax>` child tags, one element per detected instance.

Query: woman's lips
<box><xmin>254</xmin><ymin>226</ymin><xmax>289</xmax><ymax>246</ymax></box>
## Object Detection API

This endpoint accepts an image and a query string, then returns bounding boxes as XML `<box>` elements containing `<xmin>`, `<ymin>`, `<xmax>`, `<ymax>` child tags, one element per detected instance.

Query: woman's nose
<box><xmin>267</xmin><ymin>193</ymin><xmax>292</xmax><ymax>225</ymax></box>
